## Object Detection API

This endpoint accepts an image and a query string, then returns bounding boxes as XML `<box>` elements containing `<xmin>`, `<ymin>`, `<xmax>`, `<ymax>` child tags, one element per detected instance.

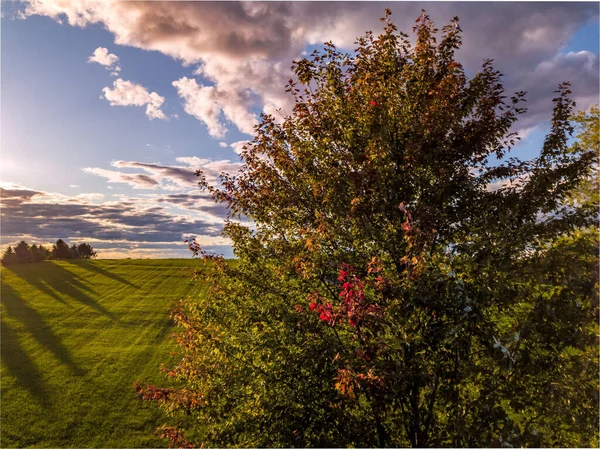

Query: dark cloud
<box><xmin>82</xmin><ymin>167</ymin><xmax>162</xmax><ymax>189</ymax></box>
<box><xmin>113</xmin><ymin>160</ymin><xmax>196</xmax><ymax>186</ymax></box>
<box><xmin>84</xmin><ymin>158</ymin><xmax>242</xmax><ymax>190</ymax></box>
<box><xmin>0</xmin><ymin>187</ymin><xmax>228</xmax><ymax>249</ymax></box>
<box><xmin>1</xmin><ymin>187</ymin><xmax>46</xmax><ymax>207</ymax></box>
<box><xmin>157</xmin><ymin>192</ymin><xmax>229</xmax><ymax>218</ymax></box>
<box><xmin>507</xmin><ymin>50</ymin><xmax>600</xmax><ymax>130</ymax></box>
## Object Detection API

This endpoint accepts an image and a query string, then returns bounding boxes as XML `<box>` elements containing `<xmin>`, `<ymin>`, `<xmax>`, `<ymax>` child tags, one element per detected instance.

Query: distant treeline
<box><xmin>1</xmin><ymin>239</ymin><xmax>97</xmax><ymax>266</ymax></box>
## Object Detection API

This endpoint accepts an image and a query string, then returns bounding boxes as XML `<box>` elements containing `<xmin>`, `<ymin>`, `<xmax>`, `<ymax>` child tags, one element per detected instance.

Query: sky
<box><xmin>1</xmin><ymin>1</ymin><xmax>598</xmax><ymax>259</ymax></box>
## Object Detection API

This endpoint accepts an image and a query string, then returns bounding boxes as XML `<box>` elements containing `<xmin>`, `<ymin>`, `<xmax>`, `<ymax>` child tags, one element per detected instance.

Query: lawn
<box><xmin>1</xmin><ymin>259</ymin><xmax>204</xmax><ymax>448</ymax></box>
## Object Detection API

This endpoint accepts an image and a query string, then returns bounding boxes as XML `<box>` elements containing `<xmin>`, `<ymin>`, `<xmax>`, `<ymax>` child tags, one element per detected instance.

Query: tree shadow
<box><xmin>1</xmin><ymin>284</ymin><xmax>85</xmax><ymax>378</ymax></box>
<box><xmin>70</xmin><ymin>260</ymin><xmax>137</xmax><ymax>288</ymax></box>
<box><xmin>1</xmin><ymin>319</ymin><xmax>50</xmax><ymax>405</ymax></box>
<box><xmin>5</xmin><ymin>263</ymin><xmax>116</xmax><ymax>320</ymax></box>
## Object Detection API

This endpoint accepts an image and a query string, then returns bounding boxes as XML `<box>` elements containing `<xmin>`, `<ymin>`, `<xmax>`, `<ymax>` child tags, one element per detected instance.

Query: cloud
<box><xmin>11</xmin><ymin>4</ymin><xmax>598</xmax><ymax>181</ymax></box>
<box><xmin>219</xmin><ymin>142</ymin><xmax>228</xmax><ymax>148</ymax></box>
<box><xmin>154</xmin><ymin>192</ymin><xmax>229</xmax><ymax>220</ymax></box>
<box><xmin>83</xmin><ymin>158</ymin><xmax>242</xmax><ymax>191</ymax></box>
<box><xmin>172</xmin><ymin>77</ymin><xmax>228</xmax><ymax>138</ymax></box>
<box><xmin>174</xmin><ymin>157</ymin><xmax>243</xmax><ymax>185</ymax></box>
<box><xmin>508</xmin><ymin>51</ymin><xmax>600</xmax><ymax>129</ymax></box>
<box><xmin>230</xmin><ymin>140</ymin><xmax>250</xmax><ymax>155</ymax></box>
<box><xmin>19</xmin><ymin>1</ymin><xmax>600</xmax><ymax>137</ymax></box>
<box><xmin>88</xmin><ymin>46</ymin><xmax>120</xmax><ymax>71</ymax></box>
<box><xmin>101</xmin><ymin>78</ymin><xmax>167</xmax><ymax>120</ymax></box>
<box><xmin>82</xmin><ymin>167</ymin><xmax>161</xmax><ymax>189</ymax></box>
<box><xmin>0</xmin><ymin>184</ymin><xmax>231</xmax><ymax>256</ymax></box>
<box><xmin>0</xmin><ymin>187</ymin><xmax>46</xmax><ymax>206</ymax></box>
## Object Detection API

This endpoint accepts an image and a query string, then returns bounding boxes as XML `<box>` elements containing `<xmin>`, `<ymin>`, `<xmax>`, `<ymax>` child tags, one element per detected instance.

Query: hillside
<box><xmin>1</xmin><ymin>259</ymin><xmax>203</xmax><ymax>447</ymax></box>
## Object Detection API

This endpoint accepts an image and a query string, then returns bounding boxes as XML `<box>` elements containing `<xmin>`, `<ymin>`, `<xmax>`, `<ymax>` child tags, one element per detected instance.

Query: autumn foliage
<box><xmin>137</xmin><ymin>11</ymin><xmax>598</xmax><ymax>447</ymax></box>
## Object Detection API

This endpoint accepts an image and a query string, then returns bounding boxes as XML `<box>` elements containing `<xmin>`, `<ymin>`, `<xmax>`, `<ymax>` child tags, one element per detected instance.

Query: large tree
<box><xmin>138</xmin><ymin>11</ymin><xmax>598</xmax><ymax>448</ymax></box>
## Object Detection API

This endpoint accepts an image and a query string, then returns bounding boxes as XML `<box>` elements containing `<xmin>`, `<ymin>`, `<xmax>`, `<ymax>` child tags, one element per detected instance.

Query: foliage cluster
<box><xmin>1</xmin><ymin>239</ymin><xmax>97</xmax><ymax>266</ymax></box>
<box><xmin>138</xmin><ymin>11</ymin><xmax>598</xmax><ymax>448</ymax></box>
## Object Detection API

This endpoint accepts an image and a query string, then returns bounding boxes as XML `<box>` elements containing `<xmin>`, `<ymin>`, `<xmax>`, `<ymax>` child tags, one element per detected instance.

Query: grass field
<box><xmin>1</xmin><ymin>259</ymin><xmax>204</xmax><ymax>448</ymax></box>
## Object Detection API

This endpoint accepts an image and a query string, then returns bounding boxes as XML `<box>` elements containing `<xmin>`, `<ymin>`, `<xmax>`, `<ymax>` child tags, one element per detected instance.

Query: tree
<box><xmin>38</xmin><ymin>244</ymin><xmax>51</xmax><ymax>261</ymax></box>
<box><xmin>568</xmin><ymin>105</ymin><xmax>599</xmax><ymax>209</ymax></box>
<box><xmin>137</xmin><ymin>11</ymin><xmax>598</xmax><ymax>448</ymax></box>
<box><xmin>70</xmin><ymin>244</ymin><xmax>80</xmax><ymax>259</ymax></box>
<box><xmin>76</xmin><ymin>243</ymin><xmax>97</xmax><ymax>259</ymax></box>
<box><xmin>52</xmin><ymin>239</ymin><xmax>73</xmax><ymax>260</ymax></box>
<box><xmin>29</xmin><ymin>244</ymin><xmax>47</xmax><ymax>263</ymax></box>
<box><xmin>14</xmin><ymin>241</ymin><xmax>34</xmax><ymax>264</ymax></box>
<box><xmin>1</xmin><ymin>246</ymin><xmax>16</xmax><ymax>266</ymax></box>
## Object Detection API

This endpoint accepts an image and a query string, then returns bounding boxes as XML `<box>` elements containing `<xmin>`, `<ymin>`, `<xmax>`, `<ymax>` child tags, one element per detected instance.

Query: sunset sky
<box><xmin>1</xmin><ymin>1</ymin><xmax>598</xmax><ymax>258</ymax></box>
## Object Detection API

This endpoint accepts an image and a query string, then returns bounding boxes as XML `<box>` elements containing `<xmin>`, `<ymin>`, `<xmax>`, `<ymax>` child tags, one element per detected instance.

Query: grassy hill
<box><xmin>1</xmin><ymin>259</ymin><xmax>204</xmax><ymax>448</ymax></box>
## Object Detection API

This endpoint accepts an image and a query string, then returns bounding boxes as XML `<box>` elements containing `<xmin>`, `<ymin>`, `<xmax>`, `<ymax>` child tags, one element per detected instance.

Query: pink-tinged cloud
<box><xmin>102</xmin><ymin>78</ymin><xmax>166</xmax><ymax>120</ymax></box>
<box><xmin>88</xmin><ymin>46</ymin><xmax>120</xmax><ymax>71</ymax></box>
<box><xmin>22</xmin><ymin>1</ymin><xmax>597</xmax><ymax>137</ymax></box>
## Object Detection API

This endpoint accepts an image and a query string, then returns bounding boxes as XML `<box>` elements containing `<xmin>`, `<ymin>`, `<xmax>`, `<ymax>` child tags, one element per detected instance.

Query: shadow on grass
<box><xmin>6</xmin><ymin>263</ymin><xmax>116</xmax><ymax>320</ymax></box>
<box><xmin>1</xmin><ymin>284</ymin><xmax>85</xmax><ymax>378</ymax></box>
<box><xmin>1</xmin><ymin>319</ymin><xmax>50</xmax><ymax>405</ymax></box>
<box><xmin>70</xmin><ymin>260</ymin><xmax>137</xmax><ymax>288</ymax></box>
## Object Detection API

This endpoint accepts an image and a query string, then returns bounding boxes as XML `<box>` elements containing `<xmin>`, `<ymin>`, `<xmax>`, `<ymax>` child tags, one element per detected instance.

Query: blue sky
<box><xmin>1</xmin><ymin>2</ymin><xmax>598</xmax><ymax>258</ymax></box>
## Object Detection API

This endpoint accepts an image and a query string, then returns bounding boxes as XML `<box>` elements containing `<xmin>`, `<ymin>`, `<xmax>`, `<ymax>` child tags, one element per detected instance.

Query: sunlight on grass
<box><xmin>1</xmin><ymin>259</ymin><xmax>203</xmax><ymax>447</ymax></box>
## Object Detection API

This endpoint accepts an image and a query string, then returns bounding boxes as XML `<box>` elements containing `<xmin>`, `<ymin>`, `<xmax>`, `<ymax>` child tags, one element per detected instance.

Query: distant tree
<box><xmin>38</xmin><ymin>244</ymin><xmax>52</xmax><ymax>261</ymax></box>
<box><xmin>29</xmin><ymin>244</ymin><xmax>46</xmax><ymax>263</ymax></box>
<box><xmin>77</xmin><ymin>243</ymin><xmax>97</xmax><ymax>259</ymax></box>
<box><xmin>70</xmin><ymin>244</ymin><xmax>80</xmax><ymax>259</ymax></box>
<box><xmin>52</xmin><ymin>239</ymin><xmax>73</xmax><ymax>260</ymax></box>
<box><xmin>1</xmin><ymin>246</ymin><xmax>16</xmax><ymax>266</ymax></box>
<box><xmin>14</xmin><ymin>241</ymin><xmax>34</xmax><ymax>264</ymax></box>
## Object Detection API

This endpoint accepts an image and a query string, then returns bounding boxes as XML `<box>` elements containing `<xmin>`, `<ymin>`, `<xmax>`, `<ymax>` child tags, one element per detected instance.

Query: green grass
<box><xmin>1</xmin><ymin>259</ymin><xmax>204</xmax><ymax>448</ymax></box>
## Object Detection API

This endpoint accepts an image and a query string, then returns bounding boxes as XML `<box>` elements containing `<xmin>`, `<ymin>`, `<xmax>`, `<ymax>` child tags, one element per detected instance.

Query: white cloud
<box><xmin>218</xmin><ymin>142</ymin><xmax>228</xmax><ymax>148</ymax></box>
<box><xmin>172</xmin><ymin>75</ymin><xmax>260</xmax><ymax>138</ymax></box>
<box><xmin>88</xmin><ymin>46</ymin><xmax>120</xmax><ymax>71</ymax></box>
<box><xmin>230</xmin><ymin>140</ymin><xmax>250</xmax><ymax>155</ymax></box>
<box><xmin>172</xmin><ymin>77</ymin><xmax>227</xmax><ymax>138</ymax></box>
<box><xmin>102</xmin><ymin>78</ymin><xmax>167</xmax><ymax>120</ymax></box>
<box><xmin>487</xmin><ymin>173</ymin><xmax>531</xmax><ymax>192</ymax></box>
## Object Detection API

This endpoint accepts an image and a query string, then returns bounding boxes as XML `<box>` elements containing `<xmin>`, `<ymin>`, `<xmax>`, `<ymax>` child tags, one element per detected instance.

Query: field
<box><xmin>1</xmin><ymin>259</ymin><xmax>204</xmax><ymax>448</ymax></box>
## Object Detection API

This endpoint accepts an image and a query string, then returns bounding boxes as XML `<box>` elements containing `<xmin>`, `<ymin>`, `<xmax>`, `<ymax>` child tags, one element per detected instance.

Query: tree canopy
<box><xmin>138</xmin><ymin>11</ymin><xmax>598</xmax><ymax>448</ymax></box>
